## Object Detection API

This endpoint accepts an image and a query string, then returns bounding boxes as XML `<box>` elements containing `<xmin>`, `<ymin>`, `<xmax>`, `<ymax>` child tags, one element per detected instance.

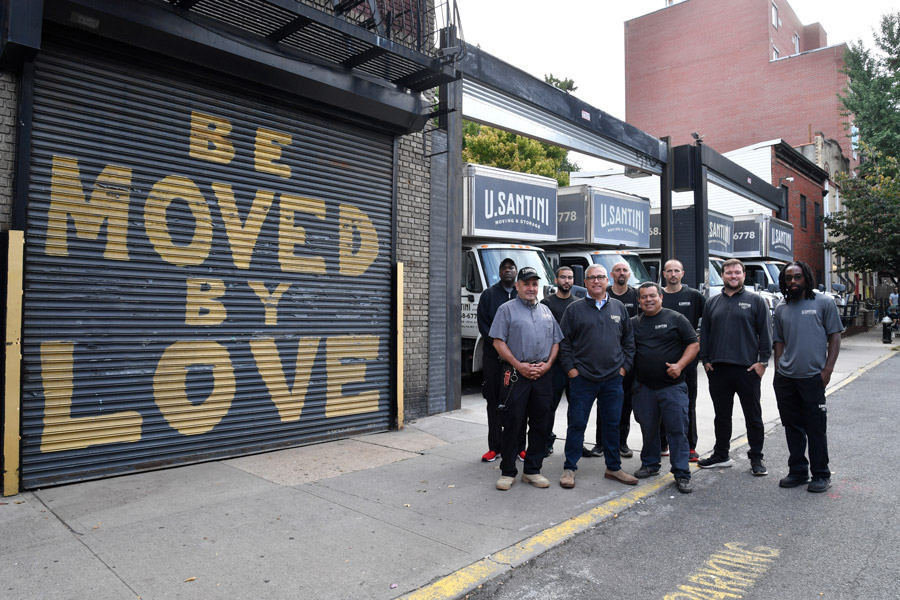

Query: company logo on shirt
<box><xmin>739</xmin><ymin>302</ymin><xmax>752</xmax><ymax>310</ymax></box>
<box><xmin>802</xmin><ymin>309</ymin><xmax>817</xmax><ymax>315</ymax></box>
<box><xmin>610</xmin><ymin>314</ymin><xmax>621</xmax><ymax>323</ymax></box>
<box><xmin>655</xmin><ymin>324</ymin><xmax>668</xmax><ymax>329</ymax></box>
<box><xmin>678</xmin><ymin>301</ymin><xmax>691</xmax><ymax>306</ymax></box>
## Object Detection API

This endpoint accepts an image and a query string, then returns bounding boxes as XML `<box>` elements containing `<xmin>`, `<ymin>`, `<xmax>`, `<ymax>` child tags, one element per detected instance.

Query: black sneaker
<box><xmin>675</xmin><ymin>478</ymin><xmax>693</xmax><ymax>494</ymax></box>
<box><xmin>750</xmin><ymin>459</ymin><xmax>768</xmax><ymax>476</ymax></box>
<box><xmin>582</xmin><ymin>445</ymin><xmax>603</xmax><ymax>457</ymax></box>
<box><xmin>634</xmin><ymin>465</ymin><xmax>660</xmax><ymax>479</ymax></box>
<box><xmin>619</xmin><ymin>444</ymin><xmax>633</xmax><ymax>458</ymax></box>
<box><xmin>779</xmin><ymin>473</ymin><xmax>811</xmax><ymax>488</ymax></box>
<box><xmin>697</xmin><ymin>455</ymin><xmax>734</xmax><ymax>469</ymax></box>
<box><xmin>807</xmin><ymin>477</ymin><xmax>832</xmax><ymax>493</ymax></box>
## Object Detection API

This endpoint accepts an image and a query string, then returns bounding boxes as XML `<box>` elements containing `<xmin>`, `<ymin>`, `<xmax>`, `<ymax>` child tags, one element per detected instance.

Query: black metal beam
<box><xmin>267</xmin><ymin>15</ymin><xmax>312</xmax><ymax>43</ymax></box>
<box><xmin>0</xmin><ymin>0</ymin><xmax>44</xmax><ymax>69</ymax></box>
<box><xmin>44</xmin><ymin>0</ymin><xmax>431</xmax><ymax>133</ymax></box>
<box><xmin>341</xmin><ymin>45</ymin><xmax>386</xmax><ymax>69</ymax></box>
<box><xmin>700</xmin><ymin>143</ymin><xmax>783</xmax><ymax>212</ymax></box>
<box><xmin>458</xmin><ymin>45</ymin><xmax>667</xmax><ymax>168</ymax></box>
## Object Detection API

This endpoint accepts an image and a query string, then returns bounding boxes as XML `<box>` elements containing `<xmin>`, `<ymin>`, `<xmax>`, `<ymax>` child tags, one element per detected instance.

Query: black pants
<box><xmin>547</xmin><ymin>362</ymin><xmax>568</xmax><ymax>440</ymax></box>
<box><xmin>774</xmin><ymin>372</ymin><xmax>830</xmax><ymax>479</ymax></box>
<box><xmin>708</xmin><ymin>364</ymin><xmax>764</xmax><ymax>460</ymax></box>
<box><xmin>660</xmin><ymin>361</ymin><xmax>698</xmax><ymax>449</ymax></box>
<box><xmin>482</xmin><ymin>353</ymin><xmax>504</xmax><ymax>453</ymax></box>
<box><xmin>499</xmin><ymin>371</ymin><xmax>552</xmax><ymax>477</ymax></box>
<box><xmin>596</xmin><ymin>371</ymin><xmax>633</xmax><ymax>448</ymax></box>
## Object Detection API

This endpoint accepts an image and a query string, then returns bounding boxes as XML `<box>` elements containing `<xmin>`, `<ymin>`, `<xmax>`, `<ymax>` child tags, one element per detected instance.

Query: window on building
<box><xmin>773</xmin><ymin>45</ymin><xmax>780</xmax><ymax>60</ymax></box>
<box><xmin>772</xmin><ymin>2</ymin><xmax>779</xmax><ymax>28</ymax></box>
<box><xmin>814</xmin><ymin>202</ymin><xmax>822</xmax><ymax>234</ymax></box>
<box><xmin>800</xmin><ymin>195</ymin><xmax>808</xmax><ymax>230</ymax></box>
<box><xmin>793</xmin><ymin>32</ymin><xmax>800</xmax><ymax>54</ymax></box>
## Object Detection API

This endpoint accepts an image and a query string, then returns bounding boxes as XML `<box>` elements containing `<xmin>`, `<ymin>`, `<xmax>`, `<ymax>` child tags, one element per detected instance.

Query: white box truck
<box><xmin>461</xmin><ymin>164</ymin><xmax>558</xmax><ymax>374</ymax></box>
<box><xmin>542</xmin><ymin>185</ymin><xmax>654</xmax><ymax>286</ymax></box>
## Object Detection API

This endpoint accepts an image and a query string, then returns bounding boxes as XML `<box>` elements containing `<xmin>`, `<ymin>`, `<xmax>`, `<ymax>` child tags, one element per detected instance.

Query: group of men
<box><xmin>479</xmin><ymin>256</ymin><xmax>842</xmax><ymax>495</ymax></box>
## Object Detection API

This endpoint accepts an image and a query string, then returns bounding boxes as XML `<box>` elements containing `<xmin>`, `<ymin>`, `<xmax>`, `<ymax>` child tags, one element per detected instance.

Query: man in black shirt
<box><xmin>588</xmin><ymin>260</ymin><xmax>638</xmax><ymax>459</ymax></box>
<box><xmin>476</xmin><ymin>257</ymin><xmax>517</xmax><ymax>462</ymax></box>
<box><xmin>630</xmin><ymin>283</ymin><xmax>699</xmax><ymax>493</ymax></box>
<box><xmin>698</xmin><ymin>259</ymin><xmax>773</xmax><ymax>475</ymax></box>
<box><xmin>661</xmin><ymin>259</ymin><xmax>706</xmax><ymax>462</ymax></box>
<box><xmin>540</xmin><ymin>266</ymin><xmax>578</xmax><ymax>456</ymax></box>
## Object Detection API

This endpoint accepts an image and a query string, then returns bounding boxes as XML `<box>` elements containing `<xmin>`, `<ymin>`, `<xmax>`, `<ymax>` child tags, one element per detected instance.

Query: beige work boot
<box><xmin>496</xmin><ymin>475</ymin><xmax>516</xmax><ymax>491</ymax></box>
<box><xmin>604</xmin><ymin>468</ymin><xmax>639</xmax><ymax>486</ymax></box>
<box><xmin>559</xmin><ymin>469</ymin><xmax>576</xmax><ymax>489</ymax></box>
<box><xmin>521</xmin><ymin>473</ymin><xmax>550</xmax><ymax>488</ymax></box>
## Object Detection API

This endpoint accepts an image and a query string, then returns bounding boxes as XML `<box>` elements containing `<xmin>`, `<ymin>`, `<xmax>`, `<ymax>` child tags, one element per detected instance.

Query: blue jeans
<box><xmin>632</xmin><ymin>381</ymin><xmax>690</xmax><ymax>479</ymax></box>
<box><xmin>564</xmin><ymin>374</ymin><xmax>624</xmax><ymax>471</ymax></box>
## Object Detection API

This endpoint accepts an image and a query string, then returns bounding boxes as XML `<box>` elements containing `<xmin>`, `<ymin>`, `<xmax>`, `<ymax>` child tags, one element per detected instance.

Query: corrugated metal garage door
<box><xmin>20</xmin><ymin>45</ymin><xmax>395</xmax><ymax>488</ymax></box>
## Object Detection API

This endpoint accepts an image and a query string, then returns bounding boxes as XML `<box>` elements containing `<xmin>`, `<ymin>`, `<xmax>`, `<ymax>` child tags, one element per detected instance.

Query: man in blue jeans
<box><xmin>558</xmin><ymin>264</ymin><xmax>638</xmax><ymax>489</ymax></box>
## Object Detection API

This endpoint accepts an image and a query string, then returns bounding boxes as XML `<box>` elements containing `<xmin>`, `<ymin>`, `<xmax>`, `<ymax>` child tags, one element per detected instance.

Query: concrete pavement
<box><xmin>1</xmin><ymin>327</ymin><xmax>896</xmax><ymax>600</ymax></box>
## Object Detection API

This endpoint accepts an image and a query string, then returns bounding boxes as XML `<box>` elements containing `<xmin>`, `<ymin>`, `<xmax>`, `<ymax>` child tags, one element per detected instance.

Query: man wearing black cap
<box><xmin>489</xmin><ymin>266</ymin><xmax>563</xmax><ymax>490</ymax></box>
<box><xmin>477</xmin><ymin>257</ymin><xmax>518</xmax><ymax>462</ymax></box>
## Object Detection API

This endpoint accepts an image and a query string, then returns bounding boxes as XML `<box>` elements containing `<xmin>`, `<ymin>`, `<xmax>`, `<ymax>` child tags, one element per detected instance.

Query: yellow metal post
<box><xmin>4</xmin><ymin>231</ymin><xmax>24</xmax><ymax>496</ymax></box>
<box><xmin>395</xmin><ymin>261</ymin><xmax>404</xmax><ymax>429</ymax></box>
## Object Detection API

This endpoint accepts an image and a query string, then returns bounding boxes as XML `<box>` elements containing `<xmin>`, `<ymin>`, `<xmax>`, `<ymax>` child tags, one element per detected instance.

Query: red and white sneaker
<box><xmin>518</xmin><ymin>451</ymin><xmax>526</xmax><ymax>462</ymax></box>
<box><xmin>481</xmin><ymin>450</ymin><xmax>499</xmax><ymax>462</ymax></box>
<box><xmin>689</xmin><ymin>449</ymin><xmax>700</xmax><ymax>462</ymax></box>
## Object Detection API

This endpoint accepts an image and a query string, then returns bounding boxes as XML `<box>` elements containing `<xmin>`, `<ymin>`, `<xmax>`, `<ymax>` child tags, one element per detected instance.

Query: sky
<box><xmin>452</xmin><ymin>0</ymin><xmax>897</xmax><ymax>170</ymax></box>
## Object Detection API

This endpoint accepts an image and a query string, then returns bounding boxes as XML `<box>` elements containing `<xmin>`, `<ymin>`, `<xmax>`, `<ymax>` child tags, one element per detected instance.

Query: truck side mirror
<box><xmin>648</xmin><ymin>264</ymin><xmax>658</xmax><ymax>283</ymax></box>
<box><xmin>767</xmin><ymin>283</ymin><xmax>779</xmax><ymax>293</ymax></box>
<box><xmin>571</xmin><ymin>264</ymin><xmax>585</xmax><ymax>287</ymax></box>
<box><xmin>753</xmin><ymin>271</ymin><xmax>766</xmax><ymax>289</ymax></box>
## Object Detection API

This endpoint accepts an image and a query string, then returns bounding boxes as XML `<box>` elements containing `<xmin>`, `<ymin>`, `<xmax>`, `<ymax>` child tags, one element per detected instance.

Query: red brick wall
<box><xmin>625</xmin><ymin>0</ymin><xmax>850</xmax><ymax>165</ymax></box>
<box><xmin>772</xmin><ymin>157</ymin><xmax>826</xmax><ymax>284</ymax></box>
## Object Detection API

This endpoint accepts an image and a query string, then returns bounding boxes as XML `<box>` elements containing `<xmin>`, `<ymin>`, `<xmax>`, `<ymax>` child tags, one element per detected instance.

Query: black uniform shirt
<box><xmin>631</xmin><ymin>308</ymin><xmax>698</xmax><ymax>389</ymax></box>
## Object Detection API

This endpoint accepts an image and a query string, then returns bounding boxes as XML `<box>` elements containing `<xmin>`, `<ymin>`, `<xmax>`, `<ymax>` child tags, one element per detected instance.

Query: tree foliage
<box><xmin>839</xmin><ymin>11</ymin><xmax>900</xmax><ymax>160</ymax></box>
<box><xmin>824</xmin><ymin>146</ymin><xmax>900</xmax><ymax>285</ymax></box>
<box><xmin>461</xmin><ymin>76</ymin><xmax>579</xmax><ymax>187</ymax></box>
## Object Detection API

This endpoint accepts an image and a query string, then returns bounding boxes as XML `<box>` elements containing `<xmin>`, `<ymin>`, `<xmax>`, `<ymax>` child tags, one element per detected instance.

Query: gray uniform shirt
<box><xmin>489</xmin><ymin>297</ymin><xmax>563</xmax><ymax>363</ymax></box>
<box><xmin>773</xmin><ymin>294</ymin><xmax>844</xmax><ymax>378</ymax></box>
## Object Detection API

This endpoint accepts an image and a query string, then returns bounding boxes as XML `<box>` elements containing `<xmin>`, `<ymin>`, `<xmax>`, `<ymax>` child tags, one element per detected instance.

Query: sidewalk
<box><xmin>1</xmin><ymin>328</ymin><xmax>896</xmax><ymax>600</ymax></box>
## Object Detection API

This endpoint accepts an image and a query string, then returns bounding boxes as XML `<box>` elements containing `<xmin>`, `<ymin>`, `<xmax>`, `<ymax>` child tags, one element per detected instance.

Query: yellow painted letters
<box><xmin>46</xmin><ymin>155</ymin><xmax>132</xmax><ymax>260</ymax></box>
<box><xmin>338</xmin><ymin>203</ymin><xmax>379</xmax><ymax>276</ymax></box>
<box><xmin>153</xmin><ymin>341</ymin><xmax>235</xmax><ymax>435</ymax></box>
<box><xmin>39</xmin><ymin>341</ymin><xmax>143</xmax><ymax>453</ymax></box>
<box><xmin>249</xmin><ymin>337</ymin><xmax>320</xmax><ymax>422</ymax></box>
<box><xmin>255</xmin><ymin>127</ymin><xmax>292</xmax><ymax>178</ymax></box>
<box><xmin>185</xmin><ymin>278</ymin><xmax>227</xmax><ymax>325</ymax></box>
<box><xmin>248</xmin><ymin>281</ymin><xmax>292</xmax><ymax>326</ymax></box>
<box><xmin>278</xmin><ymin>193</ymin><xmax>327</xmax><ymax>274</ymax></box>
<box><xmin>212</xmin><ymin>183</ymin><xmax>274</xmax><ymax>270</ymax></box>
<box><xmin>144</xmin><ymin>175</ymin><xmax>213</xmax><ymax>266</ymax></box>
<box><xmin>189</xmin><ymin>111</ymin><xmax>235</xmax><ymax>164</ymax></box>
<box><xmin>325</xmin><ymin>335</ymin><xmax>379</xmax><ymax>417</ymax></box>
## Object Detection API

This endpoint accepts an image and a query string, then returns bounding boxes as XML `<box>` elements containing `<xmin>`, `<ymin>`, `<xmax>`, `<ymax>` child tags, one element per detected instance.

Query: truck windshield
<box><xmin>480</xmin><ymin>248</ymin><xmax>556</xmax><ymax>288</ymax></box>
<box><xmin>765</xmin><ymin>262</ymin><xmax>783</xmax><ymax>284</ymax></box>
<box><xmin>590</xmin><ymin>254</ymin><xmax>652</xmax><ymax>286</ymax></box>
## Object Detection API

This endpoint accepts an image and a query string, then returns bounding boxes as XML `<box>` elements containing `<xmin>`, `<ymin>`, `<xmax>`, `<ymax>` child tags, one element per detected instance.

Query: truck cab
<box><xmin>548</xmin><ymin>249</ymin><xmax>652</xmax><ymax>287</ymax></box>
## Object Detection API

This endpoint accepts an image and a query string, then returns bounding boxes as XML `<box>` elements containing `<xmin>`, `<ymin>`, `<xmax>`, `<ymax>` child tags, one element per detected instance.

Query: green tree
<box><xmin>461</xmin><ymin>76</ymin><xmax>579</xmax><ymax>187</ymax></box>
<box><xmin>839</xmin><ymin>11</ymin><xmax>900</xmax><ymax>160</ymax></box>
<box><xmin>824</xmin><ymin>146</ymin><xmax>900</xmax><ymax>287</ymax></box>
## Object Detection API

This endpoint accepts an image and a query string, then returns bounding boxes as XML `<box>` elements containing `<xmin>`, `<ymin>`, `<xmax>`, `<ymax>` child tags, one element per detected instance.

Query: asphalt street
<box><xmin>464</xmin><ymin>353</ymin><xmax>900</xmax><ymax>600</ymax></box>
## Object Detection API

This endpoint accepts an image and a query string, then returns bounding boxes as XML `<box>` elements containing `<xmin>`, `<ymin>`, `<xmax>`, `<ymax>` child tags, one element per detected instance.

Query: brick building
<box><xmin>624</xmin><ymin>0</ymin><xmax>851</xmax><ymax>284</ymax></box>
<box><xmin>625</xmin><ymin>0</ymin><xmax>851</xmax><ymax>161</ymax></box>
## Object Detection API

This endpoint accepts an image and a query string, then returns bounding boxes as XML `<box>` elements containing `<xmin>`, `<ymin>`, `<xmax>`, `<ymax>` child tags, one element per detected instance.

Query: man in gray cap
<box><xmin>489</xmin><ymin>266</ymin><xmax>564</xmax><ymax>490</ymax></box>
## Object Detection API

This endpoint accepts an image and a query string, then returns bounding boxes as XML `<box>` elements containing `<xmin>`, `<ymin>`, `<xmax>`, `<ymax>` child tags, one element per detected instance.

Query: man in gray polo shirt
<box><xmin>489</xmin><ymin>267</ymin><xmax>564</xmax><ymax>490</ymax></box>
<box><xmin>773</xmin><ymin>261</ymin><xmax>843</xmax><ymax>493</ymax></box>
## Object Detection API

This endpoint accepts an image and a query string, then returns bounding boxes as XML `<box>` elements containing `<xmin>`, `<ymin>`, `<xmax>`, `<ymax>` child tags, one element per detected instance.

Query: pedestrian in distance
<box><xmin>476</xmin><ymin>257</ymin><xmax>522</xmax><ymax>463</ymax></box>
<box><xmin>773</xmin><ymin>261</ymin><xmax>843</xmax><ymax>493</ymax></box>
<box><xmin>630</xmin><ymin>282</ymin><xmax>699</xmax><ymax>494</ymax></box>
<box><xmin>586</xmin><ymin>260</ymin><xmax>638</xmax><ymax>459</ymax></box>
<box><xmin>558</xmin><ymin>264</ymin><xmax>638</xmax><ymax>489</ymax></box>
<box><xmin>661</xmin><ymin>259</ymin><xmax>706</xmax><ymax>462</ymax></box>
<box><xmin>540</xmin><ymin>266</ymin><xmax>579</xmax><ymax>457</ymax></box>
<box><xmin>489</xmin><ymin>267</ymin><xmax>564</xmax><ymax>490</ymax></box>
<box><xmin>697</xmin><ymin>258</ymin><xmax>773</xmax><ymax>475</ymax></box>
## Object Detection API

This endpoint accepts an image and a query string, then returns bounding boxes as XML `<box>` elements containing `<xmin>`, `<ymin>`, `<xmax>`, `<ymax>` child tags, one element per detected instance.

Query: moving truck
<box><xmin>461</xmin><ymin>164</ymin><xmax>558</xmax><ymax>374</ymax></box>
<box><xmin>543</xmin><ymin>185</ymin><xmax>654</xmax><ymax>286</ymax></box>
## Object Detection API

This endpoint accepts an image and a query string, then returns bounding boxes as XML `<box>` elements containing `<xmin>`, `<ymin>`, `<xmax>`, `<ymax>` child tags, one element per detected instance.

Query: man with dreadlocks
<box><xmin>773</xmin><ymin>261</ymin><xmax>844</xmax><ymax>493</ymax></box>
